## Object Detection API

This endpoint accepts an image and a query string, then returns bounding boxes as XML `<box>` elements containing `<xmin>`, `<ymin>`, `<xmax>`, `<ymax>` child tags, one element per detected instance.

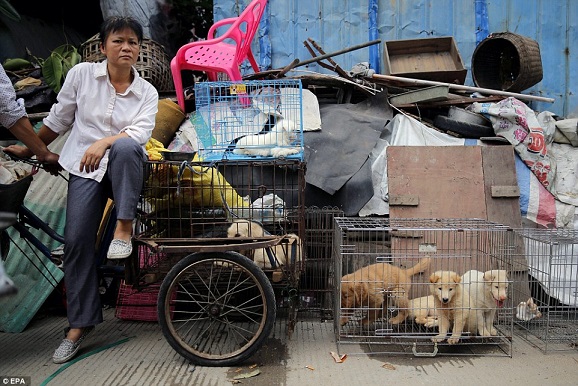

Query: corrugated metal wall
<box><xmin>214</xmin><ymin>0</ymin><xmax>577</xmax><ymax>117</ymax></box>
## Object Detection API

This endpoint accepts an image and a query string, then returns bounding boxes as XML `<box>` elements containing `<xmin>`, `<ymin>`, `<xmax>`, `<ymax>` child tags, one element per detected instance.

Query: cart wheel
<box><xmin>157</xmin><ymin>251</ymin><xmax>276</xmax><ymax>367</ymax></box>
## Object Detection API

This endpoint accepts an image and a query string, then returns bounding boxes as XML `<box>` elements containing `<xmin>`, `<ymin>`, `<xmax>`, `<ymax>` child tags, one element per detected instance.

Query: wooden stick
<box><xmin>275</xmin><ymin>59</ymin><xmax>300</xmax><ymax>78</ymax></box>
<box><xmin>371</xmin><ymin>74</ymin><xmax>555</xmax><ymax>103</ymax></box>
<box><xmin>306</xmin><ymin>38</ymin><xmax>353</xmax><ymax>80</ymax></box>
<box><xmin>295</xmin><ymin>39</ymin><xmax>381</xmax><ymax>68</ymax></box>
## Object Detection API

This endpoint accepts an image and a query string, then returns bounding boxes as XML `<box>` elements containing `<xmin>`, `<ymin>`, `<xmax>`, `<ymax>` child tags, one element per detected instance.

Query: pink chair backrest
<box><xmin>220</xmin><ymin>0</ymin><xmax>267</xmax><ymax>63</ymax></box>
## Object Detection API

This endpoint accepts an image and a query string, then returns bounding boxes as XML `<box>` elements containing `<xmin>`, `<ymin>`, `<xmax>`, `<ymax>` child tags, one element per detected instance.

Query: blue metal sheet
<box><xmin>215</xmin><ymin>0</ymin><xmax>576</xmax><ymax>117</ymax></box>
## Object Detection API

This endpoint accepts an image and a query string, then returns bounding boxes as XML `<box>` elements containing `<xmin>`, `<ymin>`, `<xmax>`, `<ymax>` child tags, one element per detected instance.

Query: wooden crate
<box><xmin>383</xmin><ymin>37</ymin><xmax>467</xmax><ymax>84</ymax></box>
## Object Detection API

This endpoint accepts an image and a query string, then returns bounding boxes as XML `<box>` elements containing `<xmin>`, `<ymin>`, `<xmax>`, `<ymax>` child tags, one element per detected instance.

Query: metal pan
<box><xmin>160</xmin><ymin>151</ymin><xmax>197</xmax><ymax>162</ymax></box>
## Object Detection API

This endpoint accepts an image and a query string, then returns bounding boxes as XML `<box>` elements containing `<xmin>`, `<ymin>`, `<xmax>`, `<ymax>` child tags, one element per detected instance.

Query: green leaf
<box><xmin>42</xmin><ymin>55</ymin><xmax>64</xmax><ymax>94</ymax></box>
<box><xmin>0</xmin><ymin>0</ymin><xmax>21</xmax><ymax>22</ymax></box>
<box><xmin>42</xmin><ymin>44</ymin><xmax>80</xmax><ymax>93</ymax></box>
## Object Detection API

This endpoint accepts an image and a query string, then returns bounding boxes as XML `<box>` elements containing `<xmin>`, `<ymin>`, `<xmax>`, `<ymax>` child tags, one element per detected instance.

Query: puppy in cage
<box><xmin>339</xmin><ymin>257</ymin><xmax>431</xmax><ymax>327</ymax></box>
<box><xmin>462</xmin><ymin>269</ymin><xmax>509</xmax><ymax>336</ymax></box>
<box><xmin>428</xmin><ymin>270</ymin><xmax>473</xmax><ymax>344</ymax></box>
<box><xmin>232</xmin><ymin>117</ymin><xmax>301</xmax><ymax>158</ymax></box>
<box><xmin>226</xmin><ymin>219</ymin><xmax>302</xmax><ymax>269</ymax></box>
<box><xmin>407</xmin><ymin>294</ymin><xmax>439</xmax><ymax>327</ymax></box>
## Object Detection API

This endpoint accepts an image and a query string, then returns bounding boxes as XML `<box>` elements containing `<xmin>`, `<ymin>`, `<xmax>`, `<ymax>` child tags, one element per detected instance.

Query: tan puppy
<box><xmin>408</xmin><ymin>295</ymin><xmax>438</xmax><ymax>327</ymax></box>
<box><xmin>429</xmin><ymin>270</ymin><xmax>472</xmax><ymax>344</ymax></box>
<box><xmin>462</xmin><ymin>269</ymin><xmax>509</xmax><ymax>336</ymax></box>
<box><xmin>339</xmin><ymin>257</ymin><xmax>431</xmax><ymax>326</ymax></box>
<box><xmin>226</xmin><ymin>219</ymin><xmax>302</xmax><ymax>269</ymax></box>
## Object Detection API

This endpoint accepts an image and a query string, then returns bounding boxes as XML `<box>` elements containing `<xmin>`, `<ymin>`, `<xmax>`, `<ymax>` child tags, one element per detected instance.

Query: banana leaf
<box><xmin>42</xmin><ymin>45</ymin><xmax>81</xmax><ymax>94</ymax></box>
<box><xmin>42</xmin><ymin>55</ymin><xmax>64</xmax><ymax>94</ymax></box>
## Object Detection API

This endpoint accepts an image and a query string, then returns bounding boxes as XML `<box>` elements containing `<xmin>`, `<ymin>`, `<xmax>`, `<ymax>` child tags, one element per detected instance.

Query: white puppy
<box><xmin>462</xmin><ymin>269</ymin><xmax>509</xmax><ymax>336</ymax></box>
<box><xmin>227</xmin><ymin>219</ymin><xmax>302</xmax><ymax>269</ymax></box>
<box><xmin>233</xmin><ymin>118</ymin><xmax>300</xmax><ymax>158</ymax></box>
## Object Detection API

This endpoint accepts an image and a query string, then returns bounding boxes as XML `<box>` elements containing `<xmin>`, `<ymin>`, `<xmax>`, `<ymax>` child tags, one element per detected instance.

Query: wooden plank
<box><xmin>481</xmin><ymin>146</ymin><xmax>529</xmax><ymax>306</ymax></box>
<box><xmin>491</xmin><ymin>185</ymin><xmax>520</xmax><ymax>197</ymax></box>
<box><xmin>387</xmin><ymin>146</ymin><xmax>486</xmax><ymax>219</ymax></box>
<box><xmin>389</xmin><ymin>195</ymin><xmax>419</xmax><ymax>206</ymax></box>
<box><xmin>481</xmin><ymin>146</ymin><xmax>522</xmax><ymax>228</ymax></box>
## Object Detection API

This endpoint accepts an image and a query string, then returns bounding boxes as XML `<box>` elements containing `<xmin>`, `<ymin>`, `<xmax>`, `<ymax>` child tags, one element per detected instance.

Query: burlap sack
<box><xmin>152</xmin><ymin>99</ymin><xmax>185</xmax><ymax>147</ymax></box>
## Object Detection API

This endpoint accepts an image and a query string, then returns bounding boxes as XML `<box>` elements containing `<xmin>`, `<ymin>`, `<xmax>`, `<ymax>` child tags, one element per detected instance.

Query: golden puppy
<box><xmin>429</xmin><ymin>270</ymin><xmax>472</xmax><ymax>344</ymax></box>
<box><xmin>408</xmin><ymin>295</ymin><xmax>438</xmax><ymax>327</ymax></box>
<box><xmin>226</xmin><ymin>219</ymin><xmax>302</xmax><ymax>269</ymax></box>
<box><xmin>339</xmin><ymin>257</ymin><xmax>431</xmax><ymax>326</ymax></box>
<box><xmin>462</xmin><ymin>269</ymin><xmax>509</xmax><ymax>336</ymax></box>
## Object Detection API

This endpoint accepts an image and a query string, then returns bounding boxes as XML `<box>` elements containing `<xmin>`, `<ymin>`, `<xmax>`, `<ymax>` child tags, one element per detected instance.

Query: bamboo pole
<box><xmin>371</xmin><ymin>74</ymin><xmax>555</xmax><ymax>103</ymax></box>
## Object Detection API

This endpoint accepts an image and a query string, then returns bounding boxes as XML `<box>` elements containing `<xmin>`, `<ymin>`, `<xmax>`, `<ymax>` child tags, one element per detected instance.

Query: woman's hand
<box><xmin>80</xmin><ymin>139</ymin><xmax>110</xmax><ymax>173</ymax></box>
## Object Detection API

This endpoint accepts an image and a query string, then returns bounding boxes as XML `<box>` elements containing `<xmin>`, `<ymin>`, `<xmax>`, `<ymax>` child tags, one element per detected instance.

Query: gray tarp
<box><xmin>303</xmin><ymin>92</ymin><xmax>393</xmax><ymax>214</ymax></box>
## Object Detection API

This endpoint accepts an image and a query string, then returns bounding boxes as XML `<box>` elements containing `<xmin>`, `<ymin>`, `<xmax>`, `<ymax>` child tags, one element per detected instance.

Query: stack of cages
<box><xmin>333</xmin><ymin>217</ymin><xmax>516</xmax><ymax>357</ymax></box>
<box><xmin>133</xmin><ymin>79</ymin><xmax>307</xmax><ymax>317</ymax></box>
<box><xmin>512</xmin><ymin>228</ymin><xmax>578</xmax><ymax>353</ymax></box>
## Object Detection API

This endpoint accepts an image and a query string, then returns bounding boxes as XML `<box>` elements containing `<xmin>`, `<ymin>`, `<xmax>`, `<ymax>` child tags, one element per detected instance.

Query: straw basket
<box><xmin>471</xmin><ymin>32</ymin><xmax>543</xmax><ymax>93</ymax></box>
<box><xmin>80</xmin><ymin>34</ymin><xmax>173</xmax><ymax>92</ymax></box>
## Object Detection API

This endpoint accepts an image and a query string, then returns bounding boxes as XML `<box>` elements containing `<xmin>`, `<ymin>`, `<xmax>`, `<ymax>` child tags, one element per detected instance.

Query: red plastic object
<box><xmin>170</xmin><ymin>0</ymin><xmax>267</xmax><ymax>112</ymax></box>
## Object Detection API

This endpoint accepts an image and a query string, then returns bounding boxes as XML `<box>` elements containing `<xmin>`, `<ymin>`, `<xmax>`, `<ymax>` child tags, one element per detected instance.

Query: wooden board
<box><xmin>387</xmin><ymin>145</ymin><xmax>530</xmax><ymax>304</ymax></box>
<box><xmin>387</xmin><ymin>146</ymin><xmax>487</xmax><ymax>219</ymax></box>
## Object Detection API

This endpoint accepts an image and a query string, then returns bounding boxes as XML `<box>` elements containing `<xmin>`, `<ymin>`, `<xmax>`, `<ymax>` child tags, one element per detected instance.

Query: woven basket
<box><xmin>471</xmin><ymin>32</ymin><xmax>543</xmax><ymax>93</ymax></box>
<box><xmin>80</xmin><ymin>34</ymin><xmax>173</xmax><ymax>92</ymax></box>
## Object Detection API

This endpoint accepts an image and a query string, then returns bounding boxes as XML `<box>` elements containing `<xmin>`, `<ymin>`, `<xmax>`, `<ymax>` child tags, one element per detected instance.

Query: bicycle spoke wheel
<box><xmin>157</xmin><ymin>251</ymin><xmax>276</xmax><ymax>367</ymax></box>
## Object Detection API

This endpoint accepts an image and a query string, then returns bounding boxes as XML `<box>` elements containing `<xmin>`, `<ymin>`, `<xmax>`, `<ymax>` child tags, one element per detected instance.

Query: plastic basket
<box><xmin>80</xmin><ymin>34</ymin><xmax>173</xmax><ymax>92</ymax></box>
<box><xmin>192</xmin><ymin>79</ymin><xmax>304</xmax><ymax>161</ymax></box>
<box><xmin>115</xmin><ymin>280</ymin><xmax>163</xmax><ymax>321</ymax></box>
<box><xmin>0</xmin><ymin>174</ymin><xmax>32</xmax><ymax>214</ymax></box>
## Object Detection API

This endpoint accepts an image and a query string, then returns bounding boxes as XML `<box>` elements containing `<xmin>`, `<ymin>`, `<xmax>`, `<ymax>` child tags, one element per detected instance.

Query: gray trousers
<box><xmin>63</xmin><ymin>138</ymin><xmax>145</xmax><ymax>328</ymax></box>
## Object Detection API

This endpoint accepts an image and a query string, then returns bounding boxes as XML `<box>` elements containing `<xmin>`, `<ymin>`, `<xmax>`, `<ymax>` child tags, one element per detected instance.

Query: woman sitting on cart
<box><xmin>5</xmin><ymin>16</ymin><xmax>159</xmax><ymax>364</ymax></box>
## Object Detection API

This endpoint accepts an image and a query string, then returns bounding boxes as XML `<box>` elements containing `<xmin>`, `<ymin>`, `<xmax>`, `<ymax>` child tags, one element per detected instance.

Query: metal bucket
<box><xmin>471</xmin><ymin>32</ymin><xmax>543</xmax><ymax>92</ymax></box>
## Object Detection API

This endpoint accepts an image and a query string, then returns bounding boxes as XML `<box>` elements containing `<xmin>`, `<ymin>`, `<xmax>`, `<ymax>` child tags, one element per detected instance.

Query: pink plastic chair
<box><xmin>171</xmin><ymin>0</ymin><xmax>267</xmax><ymax>112</ymax></box>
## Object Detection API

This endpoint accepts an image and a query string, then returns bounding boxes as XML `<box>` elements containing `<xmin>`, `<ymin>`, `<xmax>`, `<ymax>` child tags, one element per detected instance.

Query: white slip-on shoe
<box><xmin>107</xmin><ymin>239</ymin><xmax>133</xmax><ymax>260</ymax></box>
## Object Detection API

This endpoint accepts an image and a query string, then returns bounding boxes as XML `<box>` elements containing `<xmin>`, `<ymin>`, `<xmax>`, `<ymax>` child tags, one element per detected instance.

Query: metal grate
<box><xmin>298</xmin><ymin>206</ymin><xmax>344</xmax><ymax>320</ymax></box>
<box><xmin>333</xmin><ymin>217</ymin><xmax>516</xmax><ymax>357</ymax></box>
<box><xmin>513</xmin><ymin>228</ymin><xmax>578</xmax><ymax>353</ymax></box>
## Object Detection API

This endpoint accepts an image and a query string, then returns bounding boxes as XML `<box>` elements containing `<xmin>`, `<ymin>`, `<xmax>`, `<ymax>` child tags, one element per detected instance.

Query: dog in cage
<box><xmin>407</xmin><ymin>295</ymin><xmax>439</xmax><ymax>327</ymax></box>
<box><xmin>428</xmin><ymin>270</ymin><xmax>473</xmax><ymax>344</ymax></box>
<box><xmin>462</xmin><ymin>269</ymin><xmax>509</xmax><ymax>337</ymax></box>
<box><xmin>232</xmin><ymin>117</ymin><xmax>301</xmax><ymax>158</ymax></box>
<box><xmin>339</xmin><ymin>257</ymin><xmax>431</xmax><ymax>327</ymax></box>
<box><xmin>226</xmin><ymin>219</ymin><xmax>302</xmax><ymax>269</ymax></box>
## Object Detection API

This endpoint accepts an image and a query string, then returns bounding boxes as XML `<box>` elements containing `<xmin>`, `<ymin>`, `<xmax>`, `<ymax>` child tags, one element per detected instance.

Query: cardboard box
<box><xmin>383</xmin><ymin>37</ymin><xmax>467</xmax><ymax>84</ymax></box>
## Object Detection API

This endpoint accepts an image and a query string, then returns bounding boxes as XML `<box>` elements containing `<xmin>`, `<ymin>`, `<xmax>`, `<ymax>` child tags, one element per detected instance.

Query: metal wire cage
<box><xmin>512</xmin><ymin>228</ymin><xmax>578</xmax><ymax>353</ymax></box>
<box><xmin>333</xmin><ymin>217</ymin><xmax>516</xmax><ymax>357</ymax></box>
<box><xmin>192</xmin><ymin>79</ymin><xmax>304</xmax><ymax>161</ymax></box>
<box><xmin>130</xmin><ymin>159</ymin><xmax>306</xmax><ymax>291</ymax></box>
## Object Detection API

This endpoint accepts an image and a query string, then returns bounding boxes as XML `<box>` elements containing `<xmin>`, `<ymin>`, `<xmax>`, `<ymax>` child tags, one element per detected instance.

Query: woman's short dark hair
<box><xmin>99</xmin><ymin>16</ymin><xmax>144</xmax><ymax>45</ymax></box>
